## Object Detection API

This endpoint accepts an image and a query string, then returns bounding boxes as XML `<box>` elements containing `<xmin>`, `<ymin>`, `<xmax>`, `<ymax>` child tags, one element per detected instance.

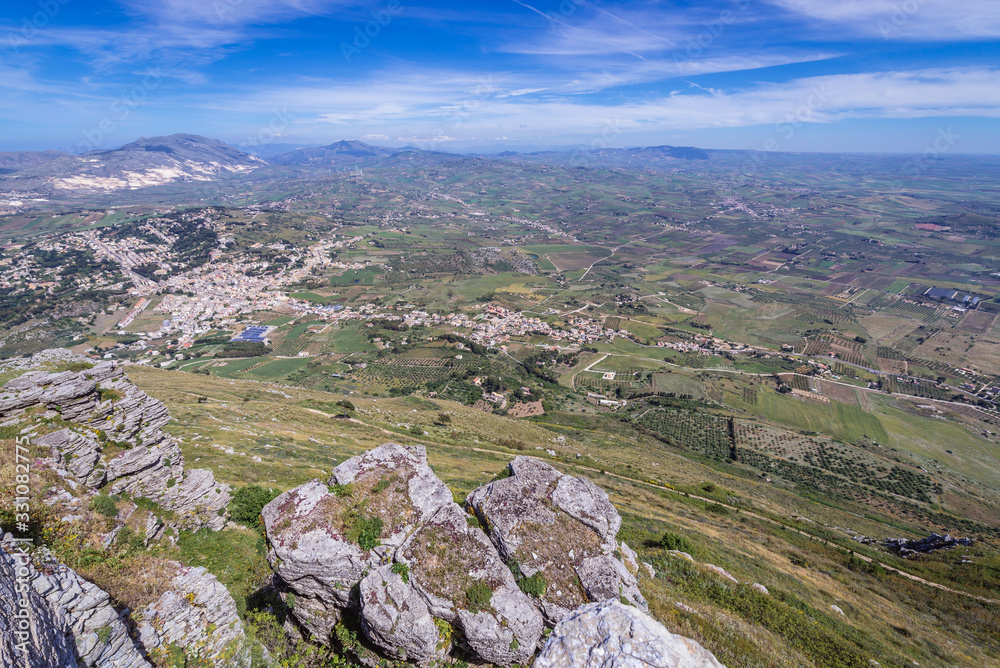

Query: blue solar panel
<box><xmin>231</xmin><ymin>326</ymin><xmax>270</xmax><ymax>342</ymax></box>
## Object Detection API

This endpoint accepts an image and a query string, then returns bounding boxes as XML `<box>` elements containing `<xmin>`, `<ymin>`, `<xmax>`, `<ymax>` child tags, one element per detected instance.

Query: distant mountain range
<box><xmin>0</xmin><ymin>134</ymin><xmax>264</xmax><ymax>194</ymax></box>
<box><xmin>0</xmin><ymin>150</ymin><xmax>68</xmax><ymax>175</ymax></box>
<box><xmin>0</xmin><ymin>134</ymin><xmax>710</xmax><ymax>195</ymax></box>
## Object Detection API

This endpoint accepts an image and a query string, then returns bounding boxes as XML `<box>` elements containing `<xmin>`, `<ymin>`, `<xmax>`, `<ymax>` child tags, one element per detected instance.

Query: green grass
<box><xmin>246</xmin><ymin>357</ymin><xmax>311</xmax><ymax>379</ymax></box>
<box><xmin>289</xmin><ymin>292</ymin><xmax>334</xmax><ymax>304</ymax></box>
<box><xmin>328</xmin><ymin>268</ymin><xmax>381</xmax><ymax>286</ymax></box>
<box><xmin>176</xmin><ymin>527</ymin><xmax>272</xmax><ymax>616</ymax></box>
<box><xmin>753</xmin><ymin>391</ymin><xmax>889</xmax><ymax>445</ymax></box>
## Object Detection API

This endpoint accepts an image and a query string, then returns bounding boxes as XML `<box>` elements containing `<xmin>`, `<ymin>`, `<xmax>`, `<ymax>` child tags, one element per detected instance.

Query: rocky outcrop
<box><xmin>534</xmin><ymin>599</ymin><xmax>726</xmax><ymax>668</ymax></box>
<box><xmin>1</xmin><ymin>538</ymin><xmax>251</xmax><ymax>668</ymax></box>
<box><xmin>262</xmin><ymin>443</ymin><xmax>543</xmax><ymax>666</ymax></box>
<box><xmin>2</xmin><ymin>538</ymin><xmax>151</xmax><ymax>668</ymax></box>
<box><xmin>395</xmin><ymin>502</ymin><xmax>542</xmax><ymax>665</ymax></box>
<box><xmin>137</xmin><ymin>564</ymin><xmax>250</xmax><ymax>668</ymax></box>
<box><xmin>885</xmin><ymin>533</ymin><xmax>974</xmax><ymax>558</ymax></box>
<box><xmin>0</xmin><ymin>546</ymin><xmax>80</xmax><ymax>668</ymax></box>
<box><xmin>0</xmin><ymin>351</ymin><xmax>230</xmax><ymax>530</ymax></box>
<box><xmin>466</xmin><ymin>456</ymin><xmax>646</xmax><ymax>624</ymax></box>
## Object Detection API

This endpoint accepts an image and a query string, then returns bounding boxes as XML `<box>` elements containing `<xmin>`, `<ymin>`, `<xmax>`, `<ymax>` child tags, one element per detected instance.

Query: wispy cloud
<box><xmin>766</xmin><ymin>0</ymin><xmax>1000</xmax><ymax>39</ymax></box>
<box><xmin>197</xmin><ymin>67</ymin><xmax>1000</xmax><ymax>146</ymax></box>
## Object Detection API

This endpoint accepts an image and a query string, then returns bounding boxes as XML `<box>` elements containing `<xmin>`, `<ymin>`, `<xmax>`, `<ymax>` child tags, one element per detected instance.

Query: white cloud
<box><xmin>209</xmin><ymin>67</ymin><xmax>1000</xmax><ymax>144</ymax></box>
<box><xmin>766</xmin><ymin>0</ymin><xmax>1000</xmax><ymax>39</ymax></box>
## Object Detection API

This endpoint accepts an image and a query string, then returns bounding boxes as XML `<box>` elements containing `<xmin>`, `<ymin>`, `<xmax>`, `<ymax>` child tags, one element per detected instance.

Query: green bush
<box><xmin>90</xmin><ymin>495</ymin><xmax>119</xmax><ymax>518</ymax></box>
<box><xmin>491</xmin><ymin>466</ymin><xmax>512</xmax><ymax>482</ymax></box>
<box><xmin>465</xmin><ymin>581</ymin><xmax>493</xmax><ymax>613</ymax></box>
<box><xmin>518</xmin><ymin>572</ymin><xmax>547</xmax><ymax>598</ymax></box>
<box><xmin>96</xmin><ymin>386</ymin><xmax>123</xmax><ymax>403</ymax></box>
<box><xmin>230</xmin><ymin>485</ymin><xmax>280</xmax><ymax>527</ymax></box>
<box><xmin>391</xmin><ymin>562</ymin><xmax>410</xmax><ymax>583</ymax></box>
<box><xmin>660</xmin><ymin>531</ymin><xmax>694</xmax><ymax>553</ymax></box>
<box><xmin>347</xmin><ymin>516</ymin><xmax>383</xmax><ymax>551</ymax></box>
<box><xmin>329</xmin><ymin>483</ymin><xmax>354</xmax><ymax>497</ymax></box>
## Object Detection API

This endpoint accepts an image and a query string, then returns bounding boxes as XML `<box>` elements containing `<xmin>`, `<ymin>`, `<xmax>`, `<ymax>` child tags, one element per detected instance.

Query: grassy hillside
<box><xmin>123</xmin><ymin>366</ymin><xmax>1000</xmax><ymax>668</ymax></box>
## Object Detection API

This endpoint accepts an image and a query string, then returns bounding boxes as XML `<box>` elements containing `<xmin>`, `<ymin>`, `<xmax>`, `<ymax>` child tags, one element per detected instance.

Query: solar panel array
<box><xmin>231</xmin><ymin>325</ymin><xmax>270</xmax><ymax>342</ymax></box>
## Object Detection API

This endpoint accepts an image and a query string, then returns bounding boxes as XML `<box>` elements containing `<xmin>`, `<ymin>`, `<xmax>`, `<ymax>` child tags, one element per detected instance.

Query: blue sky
<box><xmin>1</xmin><ymin>0</ymin><xmax>999</xmax><ymax>153</ymax></box>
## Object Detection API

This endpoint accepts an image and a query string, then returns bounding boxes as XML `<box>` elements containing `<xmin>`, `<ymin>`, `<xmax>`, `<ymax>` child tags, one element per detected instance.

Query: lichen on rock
<box><xmin>466</xmin><ymin>456</ymin><xmax>647</xmax><ymax>624</ymax></box>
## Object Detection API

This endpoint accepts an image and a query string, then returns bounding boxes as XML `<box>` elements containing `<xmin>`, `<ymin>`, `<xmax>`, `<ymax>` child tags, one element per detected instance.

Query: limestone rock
<box><xmin>0</xmin><ymin>351</ymin><xmax>230</xmax><ymax>530</ymax></box>
<box><xmin>138</xmin><ymin>564</ymin><xmax>250</xmax><ymax>667</ymax></box>
<box><xmin>263</xmin><ymin>444</ymin><xmax>542</xmax><ymax>665</ymax></box>
<box><xmin>534</xmin><ymin>599</ymin><xmax>726</xmax><ymax>668</ymax></box>
<box><xmin>466</xmin><ymin>456</ymin><xmax>646</xmax><ymax>624</ymax></box>
<box><xmin>704</xmin><ymin>564</ymin><xmax>738</xmax><ymax>585</ymax></box>
<box><xmin>399</xmin><ymin>503</ymin><xmax>542</xmax><ymax>665</ymax></box>
<box><xmin>262</xmin><ymin>479</ymin><xmax>367</xmax><ymax>640</ymax></box>
<box><xmin>0</xmin><ymin>546</ymin><xmax>80</xmax><ymax>668</ymax></box>
<box><xmin>35</xmin><ymin>429</ymin><xmax>106</xmax><ymax>488</ymax></box>
<box><xmin>1</xmin><ymin>538</ymin><xmax>151</xmax><ymax>668</ymax></box>
<box><xmin>358</xmin><ymin>565</ymin><xmax>441</xmax><ymax>664</ymax></box>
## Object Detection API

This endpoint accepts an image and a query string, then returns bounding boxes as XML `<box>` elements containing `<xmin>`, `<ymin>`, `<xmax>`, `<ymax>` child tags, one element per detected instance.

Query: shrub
<box><xmin>491</xmin><ymin>466</ymin><xmax>512</xmax><ymax>482</ymax></box>
<box><xmin>518</xmin><ymin>572</ymin><xmax>547</xmax><ymax>598</ymax></box>
<box><xmin>391</xmin><ymin>562</ymin><xmax>410</xmax><ymax>583</ymax></box>
<box><xmin>96</xmin><ymin>386</ymin><xmax>123</xmax><ymax>403</ymax></box>
<box><xmin>465</xmin><ymin>581</ymin><xmax>493</xmax><ymax>613</ymax></box>
<box><xmin>347</xmin><ymin>516</ymin><xmax>383</xmax><ymax>551</ymax></box>
<box><xmin>229</xmin><ymin>485</ymin><xmax>280</xmax><ymax>527</ymax></box>
<box><xmin>328</xmin><ymin>483</ymin><xmax>354</xmax><ymax>497</ymax></box>
<box><xmin>90</xmin><ymin>495</ymin><xmax>119</xmax><ymax>518</ymax></box>
<box><xmin>166</xmin><ymin>478</ymin><xmax>176</xmax><ymax>488</ymax></box>
<box><xmin>660</xmin><ymin>531</ymin><xmax>694</xmax><ymax>553</ymax></box>
<box><xmin>96</xmin><ymin>626</ymin><xmax>112</xmax><ymax>645</ymax></box>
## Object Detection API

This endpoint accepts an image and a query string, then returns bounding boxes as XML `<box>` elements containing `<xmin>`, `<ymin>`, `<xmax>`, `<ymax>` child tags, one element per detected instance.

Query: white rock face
<box><xmin>534</xmin><ymin>599</ymin><xmax>726</xmax><ymax>668</ymax></box>
<box><xmin>0</xmin><ymin>547</ymin><xmax>81</xmax><ymax>668</ymax></box>
<box><xmin>262</xmin><ymin>443</ymin><xmax>543</xmax><ymax>666</ymax></box>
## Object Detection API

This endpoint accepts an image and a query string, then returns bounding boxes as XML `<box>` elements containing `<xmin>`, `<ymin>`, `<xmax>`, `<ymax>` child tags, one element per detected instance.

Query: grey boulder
<box><xmin>534</xmin><ymin>599</ymin><xmax>726</xmax><ymax>668</ymax></box>
<box><xmin>466</xmin><ymin>456</ymin><xmax>646</xmax><ymax>624</ymax></box>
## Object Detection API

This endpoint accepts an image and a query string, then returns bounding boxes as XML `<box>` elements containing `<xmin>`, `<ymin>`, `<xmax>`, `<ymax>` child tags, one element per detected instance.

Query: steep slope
<box><xmin>0</xmin><ymin>134</ymin><xmax>264</xmax><ymax>193</ymax></box>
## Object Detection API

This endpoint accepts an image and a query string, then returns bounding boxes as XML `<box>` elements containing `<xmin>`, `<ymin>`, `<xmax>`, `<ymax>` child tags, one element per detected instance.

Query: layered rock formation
<box><xmin>0</xmin><ymin>351</ymin><xmax>230</xmax><ymax>529</ymax></box>
<box><xmin>534</xmin><ymin>599</ymin><xmax>725</xmax><ymax>668</ymax></box>
<box><xmin>466</xmin><ymin>456</ymin><xmax>646</xmax><ymax>624</ymax></box>
<box><xmin>0</xmin><ymin>546</ymin><xmax>80</xmax><ymax>668</ymax></box>
<box><xmin>137</xmin><ymin>565</ymin><xmax>250</xmax><ymax>667</ymax></box>
<box><xmin>1</xmin><ymin>537</ymin><xmax>151</xmax><ymax>668</ymax></box>
<box><xmin>0</xmin><ymin>537</ymin><xmax>251</xmax><ymax>668</ymax></box>
<box><xmin>262</xmin><ymin>443</ymin><xmax>543</xmax><ymax>665</ymax></box>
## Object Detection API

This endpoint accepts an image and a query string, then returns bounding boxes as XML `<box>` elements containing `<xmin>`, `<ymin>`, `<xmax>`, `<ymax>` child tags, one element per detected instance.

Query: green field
<box><xmin>753</xmin><ymin>391</ymin><xmax>889</xmax><ymax>445</ymax></box>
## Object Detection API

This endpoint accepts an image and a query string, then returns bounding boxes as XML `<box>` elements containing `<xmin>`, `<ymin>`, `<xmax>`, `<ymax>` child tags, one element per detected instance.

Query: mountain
<box><xmin>242</xmin><ymin>142</ymin><xmax>322</xmax><ymax>159</ymax></box>
<box><xmin>623</xmin><ymin>145</ymin><xmax>710</xmax><ymax>160</ymax></box>
<box><xmin>0</xmin><ymin>133</ymin><xmax>264</xmax><ymax>193</ymax></box>
<box><xmin>270</xmin><ymin>140</ymin><xmax>394</xmax><ymax>166</ymax></box>
<box><xmin>0</xmin><ymin>150</ymin><xmax>69</xmax><ymax>174</ymax></box>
